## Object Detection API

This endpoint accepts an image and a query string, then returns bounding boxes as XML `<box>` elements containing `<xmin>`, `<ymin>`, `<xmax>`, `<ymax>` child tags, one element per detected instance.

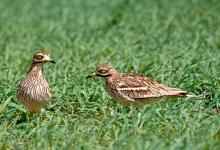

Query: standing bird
<box><xmin>86</xmin><ymin>64</ymin><xmax>195</xmax><ymax>106</ymax></box>
<box><xmin>17</xmin><ymin>50</ymin><xmax>56</xmax><ymax>116</ymax></box>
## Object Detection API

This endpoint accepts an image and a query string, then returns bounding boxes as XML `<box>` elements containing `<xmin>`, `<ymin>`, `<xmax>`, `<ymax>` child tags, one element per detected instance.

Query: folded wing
<box><xmin>116</xmin><ymin>73</ymin><xmax>188</xmax><ymax>100</ymax></box>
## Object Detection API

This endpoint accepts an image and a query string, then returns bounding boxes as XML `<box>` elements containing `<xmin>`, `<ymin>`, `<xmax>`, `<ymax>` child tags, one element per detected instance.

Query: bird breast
<box><xmin>17</xmin><ymin>76</ymin><xmax>51</xmax><ymax>103</ymax></box>
<box><xmin>104</xmin><ymin>77</ymin><xmax>129</xmax><ymax>104</ymax></box>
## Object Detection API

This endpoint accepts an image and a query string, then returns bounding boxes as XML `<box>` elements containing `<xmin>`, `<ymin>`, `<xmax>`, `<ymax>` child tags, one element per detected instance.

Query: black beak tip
<box><xmin>51</xmin><ymin>60</ymin><xmax>56</xmax><ymax>64</ymax></box>
<box><xmin>86</xmin><ymin>75</ymin><xmax>91</xmax><ymax>78</ymax></box>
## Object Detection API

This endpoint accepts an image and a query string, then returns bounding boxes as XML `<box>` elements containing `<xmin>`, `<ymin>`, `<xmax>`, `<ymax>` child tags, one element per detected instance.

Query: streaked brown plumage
<box><xmin>17</xmin><ymin>50</ymin><xmax>56</xmax><ymax>116</ymax></box>
<box><xmin>86</xmin><ymin>64</ymin><xmax>195</xmax><ymax>106</ymax></box>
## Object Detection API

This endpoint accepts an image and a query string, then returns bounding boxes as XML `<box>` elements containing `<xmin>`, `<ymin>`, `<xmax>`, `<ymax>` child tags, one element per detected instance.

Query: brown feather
<box><xmin>105</xmin><ymin>67</ymin><xmax>193</xmax><ymax>106</ymax></box>
<box><xmin>88</xmin><ymin>64</ymin><xmax>195</xmax><ymax>106</ymax></box>
<box><xmin>17</xmin><ymin>51</ymin><xmax>52</xmax><ymax>115</ymax></box>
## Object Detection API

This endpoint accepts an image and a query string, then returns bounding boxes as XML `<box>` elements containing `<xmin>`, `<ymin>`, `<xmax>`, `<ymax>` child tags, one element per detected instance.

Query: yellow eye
<box><xmin>99</xmin><ymin>69</ymin><xmax>108</xmax><ymax>74</ymax></box>
<box><xmin>36</xmin><ymin>55</ymin><xmax>44</xmax><ymax>60</ymax></box>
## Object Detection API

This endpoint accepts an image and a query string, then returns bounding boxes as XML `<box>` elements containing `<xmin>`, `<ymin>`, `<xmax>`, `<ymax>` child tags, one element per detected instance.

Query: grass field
<box><xmin>0</xmin><ymin>0</ymin><xmax>220</xmax><ymax>149</ymax></box>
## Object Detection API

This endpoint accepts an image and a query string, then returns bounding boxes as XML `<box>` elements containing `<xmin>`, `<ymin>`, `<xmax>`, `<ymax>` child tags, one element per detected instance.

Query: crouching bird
<box><xmin>86</xmin><ymin>64</ymin><xmax>196</xmax><ymax>106</ymax></box>
<box><xmin>17</xmin><ymin>50</ymin><xmax>56</xmax><ymax>116</ymax></box>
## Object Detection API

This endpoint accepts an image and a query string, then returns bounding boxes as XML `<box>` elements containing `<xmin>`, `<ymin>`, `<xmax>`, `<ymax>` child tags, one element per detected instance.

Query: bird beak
<box><xmin>86</xmin><ymin>72</ymin><xmax>96</xmax><ymax>78</ymax></box>
<box><xmin>50</xmin><ymin>60</ymin><xmax>56</xmax><ymax>64</ymax></box>
<box><xmin>44</xmin><ymin>55</ymin><xmax>56</xmax><ymax>64</ymax></box>
<box><xmin>45</xmin><ymin>59</ymin><xmax>56</xmax><ymax>64</ymax></box>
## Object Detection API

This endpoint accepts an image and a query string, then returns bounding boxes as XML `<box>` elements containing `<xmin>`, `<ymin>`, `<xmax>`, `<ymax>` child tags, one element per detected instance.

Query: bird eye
<box><xmin>99</xmin><ymin>69</ymin><xmax>108</xmax><ymax>74</ymax></box>
<box><xmin>36</xmin><ymin>55</ymin><xmax>44</xmax><ymax>60</ymax></box>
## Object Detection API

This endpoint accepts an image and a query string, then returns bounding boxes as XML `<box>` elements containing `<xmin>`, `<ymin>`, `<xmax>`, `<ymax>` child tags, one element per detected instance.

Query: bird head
<box><xmin>32</xmin><ymin>50</ymin><xmax>56</xmax><ymax>64</ymax></box>
<box><xmin>86</xmin><ymin>64</ymin><xmax>118</xmax><ymax>78</ymax></box>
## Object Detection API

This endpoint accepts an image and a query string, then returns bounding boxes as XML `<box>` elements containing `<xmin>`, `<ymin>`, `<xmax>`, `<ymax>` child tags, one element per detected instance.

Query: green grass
<box><xmin>0</xmin><ymin>0</ymin><xmax>220</xmax><ymax>149</ymax></box>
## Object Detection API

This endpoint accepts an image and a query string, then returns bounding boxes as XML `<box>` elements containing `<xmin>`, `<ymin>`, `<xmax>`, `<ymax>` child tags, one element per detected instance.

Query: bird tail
<box><xmin>164</xmin><ymin>87</ymin><xmax>198</xmax><ymax>98</ymax></box>
<box><xmin>159</xmin><ymin>85</ymin><xmax>199</xmax><ymax>98</ymax></box>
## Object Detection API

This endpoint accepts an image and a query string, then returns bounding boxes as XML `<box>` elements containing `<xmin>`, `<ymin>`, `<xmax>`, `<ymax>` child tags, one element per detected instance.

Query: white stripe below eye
<box><xmin>117</xmin><ymin>87</ymin><xmax>149</xmax><ymax>91</ymax></box>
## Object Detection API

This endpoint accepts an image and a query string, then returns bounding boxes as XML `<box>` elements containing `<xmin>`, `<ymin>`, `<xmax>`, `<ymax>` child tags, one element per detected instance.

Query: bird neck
<box><xmin>105</xmin><ymin>71</ymin><xmax>120</xmax><ymax>81</ymax></box>
<box><xmin>27</xmin><ymin>62</ymin><xmax>44</xmax><ymax>77</ymax></box>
